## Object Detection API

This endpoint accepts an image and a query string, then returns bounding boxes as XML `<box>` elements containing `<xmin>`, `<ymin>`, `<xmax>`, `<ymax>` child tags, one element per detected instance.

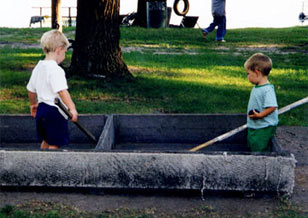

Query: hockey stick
<box><xmin>54</xmin><ymin>98</ymin><xmax>97</xmax><ymax>143</ymax></box>
<box><xmin>190</xmin><ymin>96</ymin><xmax>308</xmax><ymax>152</ymax></box>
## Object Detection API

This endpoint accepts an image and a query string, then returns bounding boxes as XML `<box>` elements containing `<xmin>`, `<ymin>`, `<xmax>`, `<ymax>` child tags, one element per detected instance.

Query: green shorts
<box><xmin>247</xmin><ymin>126</ymin><xmax>277</xmax><ymax>152</ymax></box>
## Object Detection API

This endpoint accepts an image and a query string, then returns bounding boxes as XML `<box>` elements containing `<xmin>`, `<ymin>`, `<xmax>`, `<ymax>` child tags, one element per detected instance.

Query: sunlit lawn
<box><xmin>0</xmin><ymin>26</ymin><xmax>307</xmax><ymax>125</ymax></box>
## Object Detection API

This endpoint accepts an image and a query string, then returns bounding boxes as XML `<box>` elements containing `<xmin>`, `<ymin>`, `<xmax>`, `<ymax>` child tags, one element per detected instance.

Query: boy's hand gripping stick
<box><xmin>54</xmin><ymin>98</ymin><xmax>97</xmax><ymax>143</ymax></box>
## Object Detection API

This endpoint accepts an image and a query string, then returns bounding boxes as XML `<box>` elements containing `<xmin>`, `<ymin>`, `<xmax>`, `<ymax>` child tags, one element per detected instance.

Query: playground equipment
<box><xmin>30</xmin><ymin>6</ymin><xmax>76</xmax><ymax>28</ymax></box>
<box><xmin>299</xmin><ymin>12</ymin><xmax>308</xmax><ymax>22</ymax></box>
<box><xmin>29</xmin><ymin>16</ymin><xmax>49</xmax><ymax>27</ymax></box>
<box><xmin>0</xmin><ymin>113</ymin><xmax>296</xmax><ymax>196</ymax></box>
<box><xmin>120</xmin><ymin>0</ymin><xmax>198</xmax><ymax>28</ymax></box>
<box><xmin>299</xmin><ymin>1</ymin><xmax>308</xmax><ymax>23</ymax></box>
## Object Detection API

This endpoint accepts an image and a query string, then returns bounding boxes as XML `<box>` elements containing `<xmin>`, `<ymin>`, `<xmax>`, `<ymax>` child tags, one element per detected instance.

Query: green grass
<box><xmin>0</xmin><ymin>27</ymin><xmax>75</xmax><ymax>43</ymax></box>
<box><xmin>0</xmin><ymin>199</ymin><xmax>306</xmax><ymax>218</ymax></box>
<box><xmin>120</xmin><ymin>26</ymin><xmax>308</xmax><ymax>48</ymax></box>
<box><xmin>0</xmin><ymin>26</ymin><xmax>307</xmax><ymax>125</ymax></box>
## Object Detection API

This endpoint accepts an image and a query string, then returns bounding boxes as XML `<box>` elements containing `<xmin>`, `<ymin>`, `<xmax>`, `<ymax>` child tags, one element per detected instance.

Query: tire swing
<box><xmin>173</xmin><ymin>0</ymin><xmax>190</xmax><ymax>16</ymax></box>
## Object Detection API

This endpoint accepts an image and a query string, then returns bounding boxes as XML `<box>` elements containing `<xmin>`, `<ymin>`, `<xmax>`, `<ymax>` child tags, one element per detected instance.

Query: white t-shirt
<box><xmin>27</xmin><ymin>60</ymin><xmax>68</xmax><ymax>119</ymax></box>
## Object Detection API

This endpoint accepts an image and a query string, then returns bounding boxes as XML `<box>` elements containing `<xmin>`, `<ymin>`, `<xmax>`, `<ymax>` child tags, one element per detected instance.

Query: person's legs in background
<box><xmin>216</xmin><ymin>15</ymin><xmax>226</xmax><ymax>41</ymax></box>
<box><xmin>202</xmin><ymin>15</ymin><xmax>219</xmax><ymax>37</ymax></box>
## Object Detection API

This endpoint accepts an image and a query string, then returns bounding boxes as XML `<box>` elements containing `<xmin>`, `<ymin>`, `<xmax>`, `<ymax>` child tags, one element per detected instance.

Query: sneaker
<box><xmin>201</xmin><ymin>29</ymin><xmax>208</xmax><ymax>38</ymax></box>
<box><xmin>217</xmin><ymin>39</ymin><xmax>226</xmax><ymax>42</ymax></box>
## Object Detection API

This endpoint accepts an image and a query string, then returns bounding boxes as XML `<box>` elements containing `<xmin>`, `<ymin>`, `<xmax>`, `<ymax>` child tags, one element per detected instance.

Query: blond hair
<box><xmin>40</xmin><ymin>30</ymin><xmax>69</xmax><ymax>54</ymax></box>
<box><xmin>244</xmin><ymin>53</ymin><xmax>272</xmax><ymax>76</ymax></box>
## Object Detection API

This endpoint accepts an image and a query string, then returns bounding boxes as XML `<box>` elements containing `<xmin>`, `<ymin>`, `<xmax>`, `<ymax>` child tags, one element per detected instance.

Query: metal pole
<box><xmin>40</xmin><ymin>7</ymin><xmax>42</xmax><ymax>28</ymax></box>
<box><xmin>68</xmin><ymin>7</ymin><xmax>72</xmax><ymax>27</ymax></box>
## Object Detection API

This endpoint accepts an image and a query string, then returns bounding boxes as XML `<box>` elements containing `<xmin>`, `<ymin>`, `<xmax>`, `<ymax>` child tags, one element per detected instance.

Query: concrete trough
<box><xmin>0</xmin><ymin>114</ymin><xmax>296</xmax><ymax>195</ymax></box>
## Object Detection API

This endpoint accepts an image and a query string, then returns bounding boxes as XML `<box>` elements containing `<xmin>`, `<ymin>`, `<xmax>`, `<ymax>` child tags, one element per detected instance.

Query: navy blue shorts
<box><xmin>36</xmin><ymin>103</ymin><xmax>69</xmax><ymax>146</ymax></box>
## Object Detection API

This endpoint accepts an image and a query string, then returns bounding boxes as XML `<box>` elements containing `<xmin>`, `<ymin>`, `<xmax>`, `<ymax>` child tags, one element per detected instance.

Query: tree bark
<box><xmin>133</xmin><ymin>0</ymin><xmax>147</xmax><ymax>27</ymax></box>
<box><xmin>51</xmin><ymin>0</ymin><xmax>62</xmax><ymax>32</ymax></box>
<box><xmin>70</xmin><ymin>0</ymin><xmax>131</xmax><ymax>79</ymax></box>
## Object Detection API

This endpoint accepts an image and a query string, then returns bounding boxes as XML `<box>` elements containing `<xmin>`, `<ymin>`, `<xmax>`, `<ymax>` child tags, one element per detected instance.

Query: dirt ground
<box><xmin>0</xmin><ymin>126</ymin><xmax>307</xmax><ymax>217</ymax></box>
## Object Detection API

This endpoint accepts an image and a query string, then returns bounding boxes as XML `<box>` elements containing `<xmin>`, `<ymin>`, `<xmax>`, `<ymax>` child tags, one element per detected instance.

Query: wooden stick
<box><xmin>190</xmin><ymin>96</ymin><xmax>308</xmax><ymax>152</ymax></box>
<box><xmin>54</xmin><ymin>98</ymin><xmax>97</xmax><ymax>143</ymax></box>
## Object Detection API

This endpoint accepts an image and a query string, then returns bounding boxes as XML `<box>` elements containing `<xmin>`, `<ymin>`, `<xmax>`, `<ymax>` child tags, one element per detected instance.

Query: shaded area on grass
<box><xmin>0</xmin><ymin>27</ymin><xmax>307</xmax><ymax>126</ymax></box>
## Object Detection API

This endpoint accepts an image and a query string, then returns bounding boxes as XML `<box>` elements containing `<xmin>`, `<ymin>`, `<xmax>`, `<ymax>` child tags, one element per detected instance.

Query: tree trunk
<box><xmin>51</xmin><ymin>0</ymin><xmax>62</xmax><ymax>32</ymax></box>
<box><xmin>70</xmin><ymin>0</ymin><xmax>131</xmax><ymax>79</ymax></box>
<box><xmin>133</xmin><ymin>0</ymin><xmax>147</xmax><ymax>27</ymax></box>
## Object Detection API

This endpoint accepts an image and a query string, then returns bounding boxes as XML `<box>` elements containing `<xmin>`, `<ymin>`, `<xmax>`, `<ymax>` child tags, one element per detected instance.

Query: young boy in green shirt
<box><xmin>244</xmin><ymin>53</ymin><xmax>278</xmax><ymax>152</ymax></box>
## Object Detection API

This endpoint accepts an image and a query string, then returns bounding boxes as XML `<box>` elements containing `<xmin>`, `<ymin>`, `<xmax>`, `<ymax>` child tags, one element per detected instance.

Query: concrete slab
<box><xmin>0</xmin><ymin>114</ymin><xmax>296</xmax><ymax>195</ymax></box>
<box><xmin>0</xmin><ymin>150</ymin><xmax>295</xmax><ymax>195</ymax></box>
<box><xmin>96</xmin><ymin>115</ymin><xmax>115</xmax><ymax>151</ymax></box>
<box><xmin>0</xmin><ymin>114</ymin><xmax>106</xmax><ymax>146</ymax></box>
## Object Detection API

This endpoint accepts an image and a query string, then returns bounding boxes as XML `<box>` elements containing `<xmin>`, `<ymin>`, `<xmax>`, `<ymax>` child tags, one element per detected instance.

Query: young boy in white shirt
<box><xmin>27</xmin><ymin>30</ymin><xmax>78</xmax><ymax>150</ymax></box>
<box><xmin>244</xmin><ymin>53</ymin><xmax>278</xmax><ymax>152</ymax></box>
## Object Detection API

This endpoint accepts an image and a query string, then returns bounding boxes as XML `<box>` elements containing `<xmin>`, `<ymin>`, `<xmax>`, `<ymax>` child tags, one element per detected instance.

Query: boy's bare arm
<box><xmin>58</xmin><ymin>89</ymin><xmax>78</xmax><ymax>122</ymax></box>
<box><xmin>28</xmin><ymin>91</ymin><xmax>38</xmax><ymax>118</ymax></box>
<box><xmin>249</xmin><ymin>107</ymin><xmax>277</xmax><ymax>119</ymax></box>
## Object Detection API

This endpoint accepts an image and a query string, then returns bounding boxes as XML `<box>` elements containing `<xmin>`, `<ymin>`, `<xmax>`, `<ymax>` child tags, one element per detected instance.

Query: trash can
<box><xmin>146</xmin><ymin>0</ymin><xmax>168</xmax><ymax>28</ymax></box>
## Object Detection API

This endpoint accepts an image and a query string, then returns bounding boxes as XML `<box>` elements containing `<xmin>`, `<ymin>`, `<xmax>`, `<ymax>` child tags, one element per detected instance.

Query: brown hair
<box><xmin>40</xmin><ymin>30</ymin><xmax>69</xmax><ymax>54</ymax></box>
<box><xmin>244</xmin><ymin>53</ymin><xmax>272</xmax><ymax>76</ymax></box>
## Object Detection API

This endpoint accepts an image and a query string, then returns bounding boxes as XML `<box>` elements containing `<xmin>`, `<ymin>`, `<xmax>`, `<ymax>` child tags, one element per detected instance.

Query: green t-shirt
<box><xmin>247</xmin><ymin>84</ymin><xmax>278</xmax><ymax>129</ymax></box>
